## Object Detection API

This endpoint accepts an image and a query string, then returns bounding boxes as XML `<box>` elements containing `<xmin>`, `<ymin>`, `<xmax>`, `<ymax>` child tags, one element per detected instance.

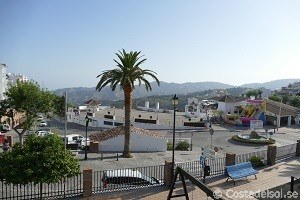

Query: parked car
<box><xmin>38</xmin><ymin>120</ymin><xmax>47</xmax><ymax>127</ymax></box>
<box><xmin>101</xmin><ymin>169</ymin><xmax>161</xmax><ymax>189</ymax></box>
<box><xmin>37</xmin><ymin>115</ymin><xmax>43</xmax><ymax>120</ymax></box>
<box><xmin>0</xmin><ymin>124</ymin><xmax>10</xmax><ymax>132</ymax></box>
<box><xmin>64</xmin><ymin>134</ymin><xmax>90</xmax><ymax>148</ymax></box>
<box><xmin>35</xmin><ymin>130</ymin><xmax>53</xmax><ymax>137</ymax></box>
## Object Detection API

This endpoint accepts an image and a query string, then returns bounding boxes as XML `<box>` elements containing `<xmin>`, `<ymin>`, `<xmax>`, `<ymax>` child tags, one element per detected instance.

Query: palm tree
<box><xmin>96</xmin><ymin>49</ymin><xmax>160</xmax><ymax>158</ymax></box>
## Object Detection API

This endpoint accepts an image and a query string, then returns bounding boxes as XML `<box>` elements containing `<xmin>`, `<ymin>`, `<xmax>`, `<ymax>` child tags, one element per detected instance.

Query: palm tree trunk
<box><xmin>123</xmin><ymin>86</ymin><xmax>133</xmax><ymax>158</ymax></box>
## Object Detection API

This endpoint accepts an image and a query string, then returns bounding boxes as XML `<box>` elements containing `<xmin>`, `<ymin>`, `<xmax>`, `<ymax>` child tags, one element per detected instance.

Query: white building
<box><xmin>89</xmin><ymin>126</ymin><xmax>167</xmax><ymax>152</ymax></box>
<box><xmin>184</xmin><ymin>97</ymin><xmax>214</xmax><ymax>119</ymax></box>
<box><xmin>217</xmin><ymin>95</ymin><xmax>237</xmax><ymax>114</ymax></box>
<box><xmin>0</xmin><ymin>63</ymin><xmax>8</xmax><ymax>100</ymax></box>
<box><xmin>7</xmin><ymin>73</ymin><xmax>28</xmax><ymax>84</ymax></box>
<box><xmin>0</xmin><ymin>64</ymin><xmax>29</xmax><ymax>100</ymax></box>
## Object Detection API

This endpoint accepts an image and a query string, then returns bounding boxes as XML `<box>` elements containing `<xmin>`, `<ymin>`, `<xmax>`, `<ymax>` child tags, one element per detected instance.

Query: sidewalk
<box><xmin>83</xmin><ymin>158</ymin><xmax>300</xmax><ymax>200</ymax></box>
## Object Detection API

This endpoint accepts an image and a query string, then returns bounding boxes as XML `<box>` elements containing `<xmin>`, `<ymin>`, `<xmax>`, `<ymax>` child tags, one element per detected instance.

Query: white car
<box><xmin>37</xmin><ymin>115</ymin><xmax>43</xmax><ymax>121</ymax></box>
<box><xmin>1</xmin><ymin>124</ymin><xmax>10</xmax><ymax>131</ymax></box>
<box><xmin>39</xmin><ymin>120</ymin><xmax>47</xmax><ymax>127</ymax></box>
<box><xmin>102</xmin><ymin>169</ymin><xmax>161</xmax><ymax>189</ymax></box>
<box><xmin>35</xmin><ymin>130</ymin><xmax>53</xmax><ymax>137</ymax></box>
<box><xmin>65</xmin><ymin>134</ymin><xmax>90</xmax><ymax>147</ymax></box>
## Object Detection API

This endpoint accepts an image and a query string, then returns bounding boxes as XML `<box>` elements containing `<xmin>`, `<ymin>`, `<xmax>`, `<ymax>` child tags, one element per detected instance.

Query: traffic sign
<box><xmin>209</xmin><ymin>128</ymin><xmax>214</xmax><ymax>135</ymax></box>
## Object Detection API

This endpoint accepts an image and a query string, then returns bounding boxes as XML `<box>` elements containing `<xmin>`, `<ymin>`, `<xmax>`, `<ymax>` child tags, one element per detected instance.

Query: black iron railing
<box><xmin>0</xmin><ymin>173</ymin><xmax>82</xmax><ymax>200</ymax></box>
<box><xmin>290</xmin><ymin>176</ymin><xmax>300</xmax><ymax>193</ymax></box>
<box><xmin>92</xmin><ymin>164</ymin><xmax>165</xmax><ymax>194</ymax></box>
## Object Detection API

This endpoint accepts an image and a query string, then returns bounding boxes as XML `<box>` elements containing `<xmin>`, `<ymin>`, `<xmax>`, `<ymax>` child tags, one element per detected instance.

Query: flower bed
<box><xmin>232</xmin><ymin>134</ymin><xmax>276</xmax><ymax>145</ymax></box>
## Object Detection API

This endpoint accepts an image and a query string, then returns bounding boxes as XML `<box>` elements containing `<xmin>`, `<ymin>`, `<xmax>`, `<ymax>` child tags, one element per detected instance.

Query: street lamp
<box><xmin>171</xmin><ymin>94</ymin><xmax>179</xmax><ymax>187</ymax></box>
<box><xmin>209</xmin><ymin>128</ymin><xmax>214</xmax><ymax>150</ymax></box>
<box><xmin>84</xmin><ymin>114</ymin><xmax>89</xmax><ymax>160</ymax></box>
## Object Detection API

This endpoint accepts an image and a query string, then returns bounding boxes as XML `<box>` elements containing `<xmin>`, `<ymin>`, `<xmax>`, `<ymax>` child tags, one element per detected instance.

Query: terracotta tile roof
<box><xmin>266</xmin><ymin>99</ymin><xmax>300</xmax><ymax>116</ymax></box>
<box><xmin>84</xmin><ymin>99</ymin><xmax>101</xmax><ymax>106</ymax></box>
<box><xmin>217</xmin><ymin>95</ymin><xmax>236</xmax><ymax>103</ymax></box>
<box><xmin>89</xmin><ymin>126</ymin><xmax>165</xmax><ymax>142</ymax></box>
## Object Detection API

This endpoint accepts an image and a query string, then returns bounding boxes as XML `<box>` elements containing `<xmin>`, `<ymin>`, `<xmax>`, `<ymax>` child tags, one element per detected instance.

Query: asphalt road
<box><xmin>4</xmin><ymin>117</ymin><xmax>300</xmax><ymax>156</ymax></box>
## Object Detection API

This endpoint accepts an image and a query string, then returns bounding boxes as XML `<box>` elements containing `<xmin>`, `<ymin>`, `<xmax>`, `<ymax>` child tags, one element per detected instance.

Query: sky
<box><xmin>1</xmin><ymin>0</ymin><xmax>300</xmax><ymax>90</ymax></box>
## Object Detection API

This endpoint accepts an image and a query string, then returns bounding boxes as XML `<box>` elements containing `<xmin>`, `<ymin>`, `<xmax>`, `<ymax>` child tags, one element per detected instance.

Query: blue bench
<box><xmin>225</xmin><ymin>162</ymin><xmax>258</xmax><ymax>185</ymax></box>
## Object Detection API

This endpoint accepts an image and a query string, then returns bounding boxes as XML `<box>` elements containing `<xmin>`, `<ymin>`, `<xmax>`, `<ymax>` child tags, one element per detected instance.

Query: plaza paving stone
<box><xmin>81</xmin><ymin>159</ymin><xmax>300</xmax><ymax>200</ymax></box>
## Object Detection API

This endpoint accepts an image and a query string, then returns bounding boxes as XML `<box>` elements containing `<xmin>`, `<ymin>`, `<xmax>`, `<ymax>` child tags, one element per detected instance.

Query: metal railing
<box><xmin>92</xmin><ymin>164</ymin><xmax>165</xmax><ymax>194</ymax></box>
<box><xmin>206</xmin><ymin>157</ymin><xmax>226</xmax><ymax>176</ymax></box>
<box><xmin>175</xmin><ymin>157</ymin><xmax>226</xmax><ymax>180</ymax></box>
<box><xmin>276</xmin><ymin>143</ymin><xmax>297</xmax><ymax>163</ymax></box>
<box><xmin>236</xmin><ymin>150</ymin><xmax>268</xmax><ymax>164</ymax></box>
<box><xmin>290</xmin><ymin>176</ymin><xmax>300</xmax><ymax>193</ymax></box>
<box><xmin>0</xmin><ymin>174</ymin><xmax>82</xmax><ymax>200</ymax></box>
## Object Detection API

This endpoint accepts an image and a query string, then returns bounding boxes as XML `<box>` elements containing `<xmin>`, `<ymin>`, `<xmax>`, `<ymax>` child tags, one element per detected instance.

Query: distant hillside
<box><xmin>54</xmin><ymin>81</ymin><xmax>234</xmax><ymax>105</ymax></box>
<box><xmin>113</xmin><ymin>87</ymin><xmax>272</xmax><ymax>111</ymax></box>
<box><xmin>53</xmin><ymin>79</ymin><xmax>297</xmax><ymax>106</ymax></box>
<box><xmin>240</xmin><ymin>79</ymin><xmax>300</xmax><ymax>90</ymax></box>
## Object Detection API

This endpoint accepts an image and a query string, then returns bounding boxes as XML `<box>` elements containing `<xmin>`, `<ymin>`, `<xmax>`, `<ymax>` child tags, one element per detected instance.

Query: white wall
<box><xmin>217</xmin><ymin>102</ymin><xmax>236</xmax><ymax>114</ymax></box>
<box><xmin>98</xmin><ymin>132</ymin><xmax>167</xmax><ymax>152</ymax></box>
<box><xmin>0</xmin><ymin>64</ymin><xmax>7</xmax><ymax>100</ymax></box>
<box><xmin>67</xmin><ymin>111</ymin><xmax>206</xmax><ymax>130</ymax></box>
<box><xmin>217</xmin><ymin>102</ymin><xmax>226</xmax><ymax>113</ymax></box>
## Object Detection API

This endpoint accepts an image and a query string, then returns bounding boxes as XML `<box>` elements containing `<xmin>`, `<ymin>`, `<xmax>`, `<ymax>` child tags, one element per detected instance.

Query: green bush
<box><xmin>249</xmin><ymin>156</ymin><xmax>265</xmax><ymax>167</ymax></box>
<box><xmin>175</xmin><ymin>141</ymin><xmax>190</xmax><ymax>151</ymax></box>
<box><xmin>167</xmin><ymin>142</ymin><xmax>173</xmax><ymax>151</ymax></box>
<box><xmin>231</xmin><ymin>135</ymin><xmax>276</xmax><ymax>145</ymax></box>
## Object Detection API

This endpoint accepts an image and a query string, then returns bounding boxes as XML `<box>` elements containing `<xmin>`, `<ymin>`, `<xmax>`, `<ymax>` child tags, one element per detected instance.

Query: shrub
<box><xmin>175</xmin><ymin>141</ymin><xmax>190</xmax><ymax>151</ymax></box>
<box><xmin>167</xmin><ymin>142</ymin><xmax>173</xmax><ymax>151</ymax></box>
<box><xmin>231</xmin><ymin>135</ymin><xmax>276</xmax><ymax>145</ymax></box>
<box><xmin>249</xmin><ymin>156</ymin><xmax>265</xmax><ymax>167</ymax></box>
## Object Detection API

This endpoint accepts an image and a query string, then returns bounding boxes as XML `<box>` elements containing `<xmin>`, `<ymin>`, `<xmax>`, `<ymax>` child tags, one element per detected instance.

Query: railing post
<box><xmin>225</xmin><ymin>153</ymin><xmax>236</xmax><ymax>166</ymax></box>
<box><xmin>296</xmin><ymin>140</ymin><xmax>300</xmax><ymax>157</ymax></box>
<box><xmin>83</xmin><ymin>167</ymin><xmax>93</xmax><ymax>198</ymax></box>
<box><xmin>290</xmin><ymin>176</ymin><xmax>295</xmax><ymax>192</ymax></box>
<box><xmin>164</xmin><ymin>159</ymin><xmax>173</xmax><ymax>187</ymax></box>
<box><xmin>6</xmin><ymin>135</ymin><xmax>13</xmax><ymax>147</ymax></box>
<box><xmin>267</xmin><ymin>144</ymin><xmax>277</xmax><ymax>166</ymax></box>
<box><xmin>89</xmin><ymin>141</ymin><xmax>99</xmax><ymax>153</ymax></box>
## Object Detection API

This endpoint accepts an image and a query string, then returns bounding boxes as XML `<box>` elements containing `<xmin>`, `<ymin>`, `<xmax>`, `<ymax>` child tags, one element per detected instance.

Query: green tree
<box><xmin>257</xmin><ymin>89</ymin><xmax>263</xmax><ymax>99</ymax></box>
<box><xmin>268</xmin><ymin>94</ymin><xmax>281</xmax><ymax>102</ymax></box>
<box><xmin>96</xmin><ymin>49</ymin><xmax>160</xmax><ymax>158</ymax></box>
<box><xmin>290</xmin><ymin>96</ymin><xmax>300</xmax><ymax>108</ymax></box>
<box><xmin>0</xmin><ymin>99</ymin><xmax>9</xmax><ymax>123</ymax></box>
<box><xmin>281</xmin><ymin>94</ymin><xmax>290</xmax><ymax>104</ymax></box>
<box><xmin>5</xmin><ymin>80</ymin><xmax>54</xmax><ymax>145</ymax></box>
<box><xmin>0</xmin><ymin>134</ymin><xmax>80</xmax><ymax>198</ymax></box>
<box><xmin>52</xmin><ymin>94</ymin><xmax>66</xmax><ymax>121</ymax></box>
<box><xmin>245</xmin><ymin>90</ymin><xmax>259</xmax><ymax>99</ymax></box>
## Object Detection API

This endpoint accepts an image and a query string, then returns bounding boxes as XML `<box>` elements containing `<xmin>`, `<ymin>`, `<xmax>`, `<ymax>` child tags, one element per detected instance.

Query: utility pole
<box><xmin>64</xmin><ymin>92</ymin><xmax>67</xmax><ymax>151</ymax></box>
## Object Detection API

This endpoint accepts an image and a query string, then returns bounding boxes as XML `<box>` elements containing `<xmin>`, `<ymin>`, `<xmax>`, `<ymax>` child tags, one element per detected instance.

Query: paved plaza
<box><xmin>2</xmin><ymin>116</ymin><xmax>300</xmax><ymax>199</ymax></box>
<box><xmin>81</xmin><ymin>159</ymin><xmax>300</xmax><ymax>200</ymax></box>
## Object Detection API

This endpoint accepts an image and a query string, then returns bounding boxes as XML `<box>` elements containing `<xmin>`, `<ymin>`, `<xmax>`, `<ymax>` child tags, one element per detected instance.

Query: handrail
<box><xmin>167</xmin><ymin>166</ymin><xmax>223</xmax><ymax>200</ymax></box>
<box><xmin>290</xmin><ymin>176</ymin><xmax>300</xmax><ymax>193</ymax></box>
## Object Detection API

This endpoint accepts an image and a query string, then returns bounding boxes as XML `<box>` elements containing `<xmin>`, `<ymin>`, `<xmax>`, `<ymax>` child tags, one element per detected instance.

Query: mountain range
<box><xmin>53</xmin><ymin>79</ymin><xmax>300</xmax><ymax>106</ymax></box>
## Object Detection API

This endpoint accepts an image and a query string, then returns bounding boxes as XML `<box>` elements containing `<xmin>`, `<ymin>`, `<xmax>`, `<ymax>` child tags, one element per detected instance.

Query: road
<box><xmin>165</xmin><ymin>125</ymin><xmax>300</xmax><ymax>155</ymax></box>
<box><xmin>3</xmin><ymin>117</ymin><xmax>300</xmax><ymax>158</ymax></box>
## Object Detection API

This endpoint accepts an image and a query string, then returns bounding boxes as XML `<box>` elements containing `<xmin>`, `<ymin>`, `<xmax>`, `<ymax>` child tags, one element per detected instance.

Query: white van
<box><xmin>64</xmin><ymin>134</ymin><xmax>90</xmax><ymax>147</ymax></box>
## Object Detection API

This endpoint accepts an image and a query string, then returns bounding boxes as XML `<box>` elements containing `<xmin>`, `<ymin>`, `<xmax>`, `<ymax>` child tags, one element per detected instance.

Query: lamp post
<box><xmin>84</xmin><ymin>115</ymin><xmax>89</xmax><ymax>160</ymax></box>
<box><xmin>171</xmin><ymin>94</ymin><xmax>179</xmax><ymax>187</ymax></box>
<box><xmin>209</xmin><ymin>128</ymin><xmax>214</xmax><ymax>150</ymax></box>
<box><xmin>64</xmin><ymin>92</ymin><xmax>67</xmax><ymax>151</ymax></box>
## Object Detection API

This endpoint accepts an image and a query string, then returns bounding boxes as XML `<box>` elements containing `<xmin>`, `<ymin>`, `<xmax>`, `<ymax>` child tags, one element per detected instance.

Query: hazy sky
<box><xmin>1</xmin><ymin>0</ymin><xmax>300</xmax><ymax>90</ymax></box>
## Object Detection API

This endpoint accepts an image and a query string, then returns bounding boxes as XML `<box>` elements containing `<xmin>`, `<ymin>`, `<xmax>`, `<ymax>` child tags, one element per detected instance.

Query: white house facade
<box><xmin>0</xmin><ymin>63</ymin><xmax>8</xmax><ymax>100</ymax></box>
<box><xmin>89</xmin><ymin>126</ymin><xmax>167</xmax><ymax>152</ymax></box>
